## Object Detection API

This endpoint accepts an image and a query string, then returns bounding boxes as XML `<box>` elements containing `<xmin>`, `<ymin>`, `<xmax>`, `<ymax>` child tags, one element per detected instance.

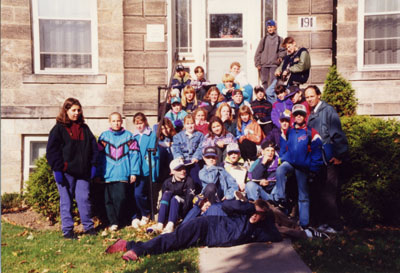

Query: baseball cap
<box><xmin>169</xmin><ymin>158</ymin><xmax>185</xmax><ymax>171</ymax></box>
<box><xmin>203</xmin><ymin>146</ymin><xmax>218</xmax><ymax>157</ymax></box>
<box><xmin>286</xmin><ymin>86</ymin><xmax>301</xmax><ymax>98</ymax></box>
<box><xmin>279</xmin><ymin>111</ymin><xmax>291</xmax><ymax>121</ymax></box>
<box><xmin>266</xmin><ymin>20</ymin><xmax>276</xmax><ymax>27</ymax></box>
<box><xmin>176</xmin><ymin>64</ymin><xmax>185</xmax><ymax>71</ymax></box>
<box><xmin>226</xmin><ymin>143</ymin><xmax>240</xmax><ymax>154</ymax></box>
<box><xmin>171</xmin><ymin>96</ymin><xmax>181</xmax><ymax>104</ymax></box>
<box><xmin>292</xmin><ymin>104</ymin><xmax>307</xmax><ymax>116</ymax></box>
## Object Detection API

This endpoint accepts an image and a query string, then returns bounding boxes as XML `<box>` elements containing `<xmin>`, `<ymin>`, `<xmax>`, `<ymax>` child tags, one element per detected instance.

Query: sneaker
<box><xmin>162</xmin><ymin>221</ymin><xmax>174</xmax><ymax>234</ymax></box>
<box><xmin>139</xmin><ymin>216</ymin><xmax>150</xmax><ymax>226</ymax></box>
<box><xmin>109</xmin><ymin>225</ymin><xmax>118</xmax><ymax>232</ymax></box>
<box><xmin>146</xmin><ymin>223</ymin><xmax>163</xmax><ymax>234</ymax></box>
<box><xmin>122</xmin><ymin>250</ymin><xmax>138</xmax><ymax>262</ymax></box>
<box><xmin>105</xmin><ymin>239</ymin><xmax>127</xmax><ymax>254</ymax></box>
<box><xmin>131</xmin><ymin>218</ymin><xmax>140</xmax><ymax>229</ymax></box>
<box><xmin>324</xmin><ymin>226</ymin><xmax>338</xmax><ymax>234</ymax></box>
<box><xmin>84</xmin><ymin>228</ymin><xmax>97</xmax><ymax>236</ymax></box>
<box><xmin>302</xmin><ymin>227</ymin><xmax>330</xmax><ymax>239</ymax></box>
<box><xmin>63</xmin><ymin>230</ymin><xmax>76</xmax><ymax>239</ymax></box>
<box><xmin>234</xmin><ymin>191</ymin><xmax>248</xmax><ymax>202</ymax></box>
<box><xmin>317</xmin><ymin>224</ymin><xmax>329</xmax><ymax>232</ymax></box>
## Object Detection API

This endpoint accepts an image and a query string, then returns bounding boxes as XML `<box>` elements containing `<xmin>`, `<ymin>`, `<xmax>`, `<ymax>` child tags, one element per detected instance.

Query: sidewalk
<box><xmin>199</xmin><ymin>239</ymin><xmax>311</xmax><ymax>273</ymax></box>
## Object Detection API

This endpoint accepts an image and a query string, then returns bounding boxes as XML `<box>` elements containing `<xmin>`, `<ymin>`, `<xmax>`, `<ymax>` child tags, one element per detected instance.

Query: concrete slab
<box><xmin>199</xmin><ymin>239</ymin><xmax>311</xmax><ymax>273</ymax></box>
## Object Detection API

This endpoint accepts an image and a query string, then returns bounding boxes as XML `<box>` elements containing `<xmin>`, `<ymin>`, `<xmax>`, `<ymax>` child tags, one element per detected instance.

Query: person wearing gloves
<box><xmin>146</xmin><ymin>158</ymin><xmax>196</xmax><ymax>235</ymax></box>
<box><xmin>46</xmin><ymin>98</ymin><xmax>99</xmax><ymax>239</ymax></box>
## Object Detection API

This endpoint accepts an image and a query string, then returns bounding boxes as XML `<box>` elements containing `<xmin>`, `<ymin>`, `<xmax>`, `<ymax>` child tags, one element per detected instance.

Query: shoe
<box><xmin>109</xmin><ymin>225</ymin><xmax>118</xmax><ymax>232</ymax></box>
<box><xmin>146</xmin><ymin>223</ymin><xmax>163</xmax><ymax>234</ymax></box>
<box><xmin>63</xmin><ymin>230</ymin><xmax>76</xmax><ymax>239</ymax></box>
<box><xmin>139</xmin><ymin>216</ymin><xmax>150</xmax><ymax>226</ymax></box>
<box><xmin>131</xmin><ymin>218</ymin><xmax>140</xmax><ymax>229</ymax></box>
<box><xmin>84</xmin><ymin>228</ymin><xmax>97</xmax><ymax>236</ymax></box>
<box><xmin>302</xmin><ymin>227</ymin><xmax>330</xmax><ymax>239</ymax></box>
<box><xmin>234</xmin><ymin>191</ymin><xmax>248</xmax><ymax>202</ymax></box>
<box><xmin>105</xmin><ymin>239</ymin><xmax>127</xmax><ymax>254</ymax></box>
<box><xmin>122</xmin><ymin>250</ymin><xmax>138</xmax><ymax>262</ymax></box>
<box><xmin>317</xmin><ymin>224</ymin><xmax>328</xmax><ymax>232</ymax></box>
<box><xmin>161</xmin><ymin>221</ymin><xmax>174</xmax><ymax>234</ymax></box>
<box><xmin>324</xmin><ymin>226</ymin><xmax>338</xmax><ymax>234</ymax></box>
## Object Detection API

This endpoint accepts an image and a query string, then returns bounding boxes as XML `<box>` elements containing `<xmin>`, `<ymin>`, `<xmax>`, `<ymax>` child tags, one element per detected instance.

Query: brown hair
<box><xmin>194</xmin><ymin>66</ymin><xmax>205</xmax><ymax>73</ymax></box>
<box><xmin>133</xmin><ymin>112</ymin><xmax>149</xmax><ymax>127</ymax></box>
<box><xmin>203</xmin><ymin>86</ymin><xmax>225</xmax><ymax>103</ymax></box>
<box><xmin>56</xmin><ymin>97</ymin><xmax>84</xmax><ymax>126</ymax></box>
<box><xmin>230</xmin><ymin>62</ymin><xmax>241</xmax><ymax>69</ymax></box>
<box><xmin>193</xmin><ymin>107</ymin><xmax>208</xmax><ymax>122</ymax></box>
<box><xmin>160</xmin><ymin>118</ymin><xmax>176</xmax><ymax>140</ymax></box>
<box><xmin>282</xmin><ymin>36</ymin><xmax>295</xmax><ymax>48</ymax></box>
<box><xmin>208</xmin><ymin>116</ymin><xmax>227</xmax><ymax>139</ymax></box>
<box><xmin>237</xmin><ymin>105</ymin><xmax>254</xmax><ymax>131</ymax></box>
<box><xmin>181</xmin><ymin>85</ymin><xmax>198</xmax><ymax>107</ymax></box>
<box><xmin>254</xmin><ymin>199</ymin><xmax>271</xmax><ymax>219</ymax></box>
<box><xmin>305</xmin><ymin>85</ymin><xmax>321</xmax><ymax>95</ymax></box>
<box><xmin>184</xmin><ymin>114</ymin><xmax>195</xmax><ymax>124</ymax></box>
<box><xmin>216</xmin><ymin>102</ymin><xmax>233</xmax><ymax>122</ymax></box>
<box><xmin>275</xmin><ymin>84</ymin><xmax>287</xmax><ymax>95</ymax></box>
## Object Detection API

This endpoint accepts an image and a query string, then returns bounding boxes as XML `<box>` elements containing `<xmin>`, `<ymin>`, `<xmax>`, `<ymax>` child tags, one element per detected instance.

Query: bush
<box><xmin>1</xmin><ymin>193</ymin><xmax>25</xmax><ymax>211</ymax></box>
<box><xmin>323</xmin><ymin>65</ymin><xmax>357</xmax><ymax>117</ymax></box>
<box><xmin>341</xmin><ymin>115</ymin><xmax>400</xmax><ymax>226</ymax></box>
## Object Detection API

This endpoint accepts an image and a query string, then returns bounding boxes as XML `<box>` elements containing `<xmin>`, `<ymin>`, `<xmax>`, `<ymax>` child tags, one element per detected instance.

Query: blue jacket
<box><xmin>279</xmin><ymin>124</ymin><xmax>323</xmax><ymax>173</ymax></box>
<box><xmin>249</xmin><ymin>155</ymin><xmax>279</xmax><ymax>181</ymax></box>
<box><xmin>307</xmin><ymin>101</ymin><xmax>349</xmax><ymax>161</ymax></box>
<box><xmin>97</xmin><ymin>128</ymin><xmax>141</xmax><ymax>182</ymax></box>
<box><xmin>172</xmin><ymin>130</ymin><xmax>204</xmax><ymax>161</ymax></box>
<box><xmin>132</xmin><ymin>127</ymin><xmax>158</xmax><ymax>181</ymax></box>
<box><xmin>164</xmin><ymin>109</ymin><xmax>188</xmax><ymax>129</ymax></box>
<box><xmin>199</xmin><ymin>165</ymin><xmax>238</xmax><ymax>200</ymax></box>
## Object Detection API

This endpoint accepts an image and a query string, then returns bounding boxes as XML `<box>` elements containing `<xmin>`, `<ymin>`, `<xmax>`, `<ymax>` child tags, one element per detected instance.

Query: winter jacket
<box><xmin>279</xmin><ymin>124</ymin><xmax>323</xmax><ymax>173</ymax></box>
<box><xmin>164</xmin><ymin>109</ymin><xmax>188</xmax><ymax>129</ymax></box>
<box><xmin>172</xmin><ymin>130</ymin><xmax>204</xmax><ymax>161</ymax></box>
<box><xmin>97</xmin><ymin>128</ymin><xmax>141</xmax><ymax>182</ymax></box>
<box><xmin>223</xmin><ymin>120</ymin><xmax>237</xmax><ymax>137</ymax></box>
<box><xmin>251</xmin><ymin>98</ymin><xmax>273</xmax><ymax>123</ymax></box>
<box><xmin>202</xmin><ymin>132</ymin><xmax>236</xmax><ymax>149</ymax></box>
<box><xmin>248</xmin><ymin>155</ymin><xmax>279</xmax><ymax>190</ymax></box>
<box><xmin>132</xmin><ymin>127</ymin><xmax>158</xmax><ymax>181</ymax></box>
<box><xmin>307</xmin><ymin>101</ymin><xmax>349</xmax><ymax>161</ymax></box>
<box><xmin>254</xmin><ymin>33</ymin><xmax>285</xmax><ymax>68</ymax></box>
<box><xmin>199</xmin><ymin>165</ymin><xmax>239</xmax><ymax>200</ymax></box>
<box><xmin>271</xmin><ymin>98</ymin><xmax>293</xmax><ymax>129</ymax></box>
<box><xmin>46</xmin><ymin>122</ymin><xmax>98</xmax><ymax>179</ymax></box>
<box><xmin>162</xmin><ymin>176</ymin><xmax>196</xmax><ymax>216</ymax></box>
<box><xmin>171</xmin><ymin>71</ymin><xmax>191</xmax><ymax>91</ymax></box>
<box><xmin>236</xmin><ymin>120</ymin><xmax>265</xmax><ymax>145</ymax></box>
<box><xmin>276</xmin><ymin>47</ymin><xmax>311</xmax><ymax>85</ymax></box>
<box><xmin>195</xmin><ymin>122</ymin><xmax>209</xmax><ymax>135</ymax></box>
<box><xmin>228</xmin><ymin>100</ymin><xmax>252</xmax><ymax>120</ymax></box>
<box><xmin>201</xmin><ymin>102</ymin><xmax>221</xmax><ymax>121</ymax></box>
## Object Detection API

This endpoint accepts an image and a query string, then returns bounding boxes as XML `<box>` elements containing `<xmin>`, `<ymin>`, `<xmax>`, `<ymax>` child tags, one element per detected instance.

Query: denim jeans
<box><xmin>56</xmin><ymin>172</ymin><xmax>93</xmax><ymax>234</ymax></box>
<box><xmin>245</xmin><ymin>181</ymin><xmax>276</xmax><ymax>201</ymax></box>
<box><xmin>276</xmin><ymin>161</ymin><xmax>310</xmax><ymax>227</ymax></box>
<box><xmin>265</xmin><ymin>78</ymin><xmax>277</xmax><ymax>105</ymax></box>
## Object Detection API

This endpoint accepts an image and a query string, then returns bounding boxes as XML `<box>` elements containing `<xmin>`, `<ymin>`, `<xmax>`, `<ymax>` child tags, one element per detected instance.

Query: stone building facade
<box><xmin>1</xmin><ymin>0</ymin><xmax>399</xmax><ymax>193</ymax></box>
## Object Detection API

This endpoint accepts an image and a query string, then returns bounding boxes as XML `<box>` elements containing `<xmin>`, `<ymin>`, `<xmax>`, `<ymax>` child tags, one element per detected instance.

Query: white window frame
<box><xmin>23</xmin><ymin>136</ymin><xmax>48</xmax><ymax>184</ymax></box>
<box><xmin>357</xmin><ymin>0</ymin><xmax>400</xmax><ymax>71</ymax></box>
<box><xmin>175</xmin><ymin>0</ymin><xmax>194</xmax><ymax>60</ymax></box>
<box><xmin>31</xmin><ymin>0</ymin><xmax>99</xmax><ymax>75</ymax></box>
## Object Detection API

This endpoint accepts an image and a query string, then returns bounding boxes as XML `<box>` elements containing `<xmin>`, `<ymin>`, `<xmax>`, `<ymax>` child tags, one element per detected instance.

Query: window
<box><xmin>263</xmin><ymin>0</ymin><xmax>275</xmax><ymax>36</ymax></box>
<box><xmin>359</xmin><ymin>0</ymin><xmax>400</xmax><ymax>69</ymax></box>
<box><xmin>23</xmin><ymin>136</ymin><xmax>48</xmax><ymax>183</ymax></box>
<box><xmin>31</xmin><ymin>0</ymin><xmax>98</xmax><ymax>74</ymax></box>
<box><xmin>208</xmin><ymin>13</ymin><xmax>243</xmax><ymax>47</ymax></box>
<box><xmin>176</xmin><ymin>0</ymin><xmax>192</xmax><ymax>54</ymax></box>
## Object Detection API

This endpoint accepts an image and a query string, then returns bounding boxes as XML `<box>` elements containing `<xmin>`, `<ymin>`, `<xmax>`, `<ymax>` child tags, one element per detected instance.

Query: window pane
<box><xmin>365</xmin><ymin>0</ymin><xmax>400</xmax><ymax>13</ymax></box>
<box><xmin>264</xmin><ymin>0</ymin><xmax>274</xmax><ymax>35</ymax></box>
<box><xmin>30</xmin><ymin>142</ymin><xmax>47</xmax><ymax>166</ymax></box>
<box><xmin>38</xmin><ymin>0</ymin><xmax>91</xmax><ymax>18</ymax></box>
<box><xmin>176</xmin><ymin>0</ymin><xmax>192</xmax><ymax>53</ymax></box>
<box><xmin>364</xmin><ymin>38</ymin><xmax>400</xmax><ymax>64</ymax></box>
<box><xmin>365</xmin><ymin>14</ymin><xmax>400</xmax><ymax>39</ymax></box>
<box><xmin>209</xmin><ymin>14</ymin><xmax>242</xmax><ymax>38</ymax></box>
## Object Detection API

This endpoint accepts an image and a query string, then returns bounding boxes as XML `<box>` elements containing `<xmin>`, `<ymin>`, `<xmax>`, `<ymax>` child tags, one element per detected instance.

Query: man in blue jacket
<box><xmin>275</xmin><ymin>104</ymin><xmax>323</xmax><ymax>229</ymax></box>
<box><xmin>105</xmin><ymin>199</ymin><xmax>282</xmax><ymax>261</ymax></box>
<box><xmin>305</xmin><ymin>85</ymin><xmax>348</xmax><ymax>233</ymax></box>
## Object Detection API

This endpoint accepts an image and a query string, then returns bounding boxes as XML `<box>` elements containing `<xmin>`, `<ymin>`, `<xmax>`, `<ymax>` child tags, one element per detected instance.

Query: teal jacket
<box><xmin>132</xmin><ymin>127</ymin><xmax>159</xmax><ymax>181</ymax></box>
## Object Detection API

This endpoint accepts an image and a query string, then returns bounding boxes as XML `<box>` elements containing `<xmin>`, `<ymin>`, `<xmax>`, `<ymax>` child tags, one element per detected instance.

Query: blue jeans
<box><xmin>276</xmin><ymin>161</ymin><xmax>310</xmax><ymax>227</ymax></box>
<box><xmin>245</xmin><ymin>181</ymin><xmax>276</xmax><ymax>201</ymax></box>
<box><xmin>56</xmin><ymin>172</ymin><xmax>93</xmax><ymax>234</ymax></box>
<box><xmin>131</xmin><ymin>176</ymin><xmax>150</xmax><ymax>220</ymax></box>
<box><xmin>265</xmin><ymin>78</ymin><xmax>277</xmax><ymax>105</ymax></box>
<box><xmin>158</xmin><ymin>191</ymin><xmax>181</xmax><ymax>224</ymax></box>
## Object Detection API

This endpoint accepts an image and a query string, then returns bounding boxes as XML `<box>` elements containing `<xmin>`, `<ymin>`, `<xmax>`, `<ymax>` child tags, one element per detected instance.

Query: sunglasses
<box><xmin>294</xmin><ymin>113</ymin><xmax>306</xmax><ymax>117</ymax></box>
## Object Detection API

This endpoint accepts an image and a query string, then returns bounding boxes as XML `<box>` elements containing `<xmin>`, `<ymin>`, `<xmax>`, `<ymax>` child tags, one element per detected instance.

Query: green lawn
<box><xmin>293</xmin><ymin>227</ymin><xmax>400</xmax><ymax>273</ymax></box>
<box><xmin>1</xmin><ymin>222</ymin><xmax>199</xmax><ymax>273</ymax></box>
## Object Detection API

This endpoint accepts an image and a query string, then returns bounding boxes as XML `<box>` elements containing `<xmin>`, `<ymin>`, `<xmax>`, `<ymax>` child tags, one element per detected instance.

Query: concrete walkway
<box><xmin>199</xmin><ymin>239</ymin><xmax>311</xmax><ymax>273</ymax></box>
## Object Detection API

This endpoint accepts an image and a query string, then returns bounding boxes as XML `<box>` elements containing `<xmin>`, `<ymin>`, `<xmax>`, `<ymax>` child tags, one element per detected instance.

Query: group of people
<box><xmin>46</xmin><ymin>19</ymin><xmax>348</xmax><ymax>262</ymax></box>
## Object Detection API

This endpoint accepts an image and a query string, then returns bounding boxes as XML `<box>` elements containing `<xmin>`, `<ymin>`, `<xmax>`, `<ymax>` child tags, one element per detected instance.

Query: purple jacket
<box><xmin>271</xmin><ymin>98</ymin><xmax>293</xmax><ymax>129</ymax></box>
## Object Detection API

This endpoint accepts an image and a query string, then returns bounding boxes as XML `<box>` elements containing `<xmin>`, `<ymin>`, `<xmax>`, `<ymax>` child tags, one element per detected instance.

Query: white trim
<box><xmin>31</xmin><ymin>0</ymin><xmax>98</xmax><ymax>74</ymax></box>
<box><xmin>167</xmin><ymin>0</ymin><xmax>173</xmax><ymax>82</ymax></box>
<box><xmin>23</xmin><ymin>136</ymin><xmax>48</xmax><ymax>185</ymax></box>
<box><xmin>277</xmin><ymin>0</ymin><xmax>288</xmax><ymax>38</ymax></box>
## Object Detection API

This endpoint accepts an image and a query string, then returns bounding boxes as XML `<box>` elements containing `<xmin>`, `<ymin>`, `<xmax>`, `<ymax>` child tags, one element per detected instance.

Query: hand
<box><xmin>257</xmin><ymin>66</ymin><xmax>261</xmax><ymax>70</ymax></box>
<box><xmin>282</xmin><ymin>70</ymin><xmax>288</xmax><ymax>77</ymax></box>
<box><xmin>330</xmin><ymin>157</ymin><xmax>342</xmax><ymax>165</ymax></box>
<box><xmin>216</xmin><ymin>140</ymin><xmax>224</xmax><ymax>148</ymax></box>
<box><xmin>191</xmin><ymin>158</ymin><xmax>198</xmax><ymax>164</ymax></box>
<box><xmin>275</xmin><ymin>71</ymin><xmax>281</xmax><ymax>77</ymax></box>
<box><xmin>260</xmin><ymin>179</ymin><xmax>269</xmax><ymax>187</ymax></box>
<box><xmin>90</xmin><ymin>166</ymin><xmax>97</xmax><ymax>179</ymax></box>
<box><xmin>130</xmin><ymin>175</ymin><xmax>136</xmax><ymax>183</ymax></box>
<box><xmin>54</xmin><ymin>171</ymin><xmax>64</xmax><ymax>184</ymax></box>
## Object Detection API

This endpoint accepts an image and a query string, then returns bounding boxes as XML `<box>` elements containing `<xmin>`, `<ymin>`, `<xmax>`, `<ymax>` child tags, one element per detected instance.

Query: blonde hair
<box><xmin>184</xmin><ymin>114</ymin><xmax>195</xmax><ymax>124</ymax></box>
<box><xmin>230</xmin><ymin>62</ymin><xmax>241</xmax><ymax>69</ymax></box>
<box><xmin>181</xmin><ymin>85</ymin><xmax>198</xmax><ymax>107</ymax></box>
<box><xmin>216</xmin><ymin>102</ymin><xmax>233</xmax><ymax>122</ymax></box>
<box><xmin>237</xmin><ymin>105</ymin><xmax>254</xmax><ymax>131</ymax></box>
<box><xmin>193</xmin><ymin>107</ymin><xmax>208</xmax><ymax>121</ymax></box>
<box><xmin>203</xmin><ymin>86</ymin><xmax>225</xmax><ymax>103</ymax></box>
<box><xmin>222</xmin><ymin>73</ymin><xmax>235</xmax><ymax>83</ymax></box>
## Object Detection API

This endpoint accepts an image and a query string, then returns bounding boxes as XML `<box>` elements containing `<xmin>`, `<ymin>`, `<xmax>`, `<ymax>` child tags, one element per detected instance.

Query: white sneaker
<box><xmin>131</xmin><ymin>218</ymin><xmax>140</xmax><ymax>229</ymax></box>
<box><xmin>139</xmin><ymin>216</ymin><xmax>150</xmax><ymax>226</ymax></box>
<box><xmin>146</xmin><ymin>222</ymin><xmax>163</xmax><ymax>234</ymax></box>
<box><xmin>162</xmin><ymin>221</ymin><xmax>174</xmax><ymax>234</ymax></box>
<box><xmin>109</xmin><ymin>225</ymin><xmax>118</xmax><ymax>232</ymax></box>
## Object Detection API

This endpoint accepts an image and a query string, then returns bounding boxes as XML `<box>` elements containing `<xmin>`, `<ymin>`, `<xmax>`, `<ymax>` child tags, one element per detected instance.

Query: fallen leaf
<box><xmin>317</xmin><ymin>250</ymin><xmax>323</xmax><ymax>256</ymax></box>
<box><xmin>366</xmin><ymin>243</ymin><xmax>375</xmax><ymax>250</ymax></box>
<box><xmin>19</xmin><ymin>260</ymin><xmax>27</xmax><ymax>264</ymax></box>
<box><xmin>42</xmin><ymin>269</ymin><xmax>50</xmax><ymax>273</ymax></box>
<box><xmin>18</xmin><ymin>230</ymin><xmax>29</xmax><ymax>237</ymax></box>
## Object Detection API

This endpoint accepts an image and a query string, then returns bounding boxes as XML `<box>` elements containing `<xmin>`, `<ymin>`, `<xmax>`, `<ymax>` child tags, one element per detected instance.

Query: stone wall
<box><xmin>123</xmin><ymin>0</ymin><xmax>168</xmax><ymax>117</ymax></box>
<box><xmin>1</xmin><ymin>0</ymin><xmax>125</xmax><ymax>193</ymax></box>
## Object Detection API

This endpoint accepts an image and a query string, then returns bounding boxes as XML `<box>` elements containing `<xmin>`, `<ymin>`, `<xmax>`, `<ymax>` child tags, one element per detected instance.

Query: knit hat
<box><xmin>266</xmin><ymin>20</ymin><xmax>276</xmax><ymax>27</ymax></box>
<box><xmin>292</xmin><ymin>104</ymin><xmax>307</xmax><ymax>116</ymax></box>
<box><xmin>203</xmin><ymin>146</ymin><xmax>218</xmax><ymax>157</ymax></box>
<box><xmin>171</xmin><ymin>96</ymin><xmax>181</xmax><ymax>104</ymax></box>
<box><xmin>226</xmin><ymin>143</ymin><xmax>240</xmax><ymax>154</ymax></box>
<box><xmin>169</xmin><ymin>158</ymin><xmax>185</xmax><ymax>171</ymax></box>
<box><xmin>176</xmin><ymin>64</ymin><xmax>185</xmax><ymax>71</ymax></box>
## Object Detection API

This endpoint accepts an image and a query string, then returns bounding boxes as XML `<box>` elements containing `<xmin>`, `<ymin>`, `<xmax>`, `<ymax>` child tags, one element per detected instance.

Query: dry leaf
<box><xmin>317</xmin><ymin>250</ymin><xmax>323</xmax><ymax>256</ymax></box>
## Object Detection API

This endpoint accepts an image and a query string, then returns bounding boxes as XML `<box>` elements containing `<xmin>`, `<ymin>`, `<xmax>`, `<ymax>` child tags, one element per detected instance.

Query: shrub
<box><xmin>341</xmin><ymin>115</ymin><xmax>400</xmax><ymax>226</ymax></box>
<box><xmin>323</xmin><ymin>65</ymin><xmax>357</xmax><ymax>117</ymax></box>
<box><xmin>1</xmin><ymin>193</ymin><xmax>25</xmax><ymax>211</ymax></box>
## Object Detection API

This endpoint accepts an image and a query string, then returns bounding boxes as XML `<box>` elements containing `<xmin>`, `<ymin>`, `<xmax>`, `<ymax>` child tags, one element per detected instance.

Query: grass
<box><xmin>293</xmin><ymin>226</ymin><xmax>400</xmax><ymax>273</ymax></box>
<box><xmin>1</xmin><ymin>222</ymin><xmax>199</xmax><ymax>273</ymax></box>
